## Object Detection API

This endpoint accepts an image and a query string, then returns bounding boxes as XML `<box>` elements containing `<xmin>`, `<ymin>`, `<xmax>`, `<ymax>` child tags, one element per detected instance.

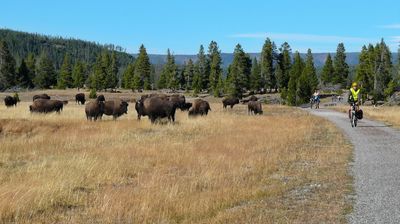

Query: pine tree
<box><xmin>226</xmin><ymin>44</ymin><xmax>252</xmax><ymax>97</ymax></box>
<box><xmin>148</xmin><ymin>65</ymin><xmax>156</xmax><ymax>90</ymax></box>
<box><xmin>17</xmin><ymin>59</ymin><xmax>32</xmax><ymax>88</ymax></box>
<box><xmin>57</xmin><ymin>53</ymin><xmax>73</xmax><ymax>89</ymax></box>
<box><xmin>132</xmin><ymin>45</ymin><xmax>151</xmax><ymax>90</ymax></box>
<box><xmin>355</xmin><ymin>46</ymin><xmax>373</xmax><ymax>95</ymax></box>
<box><xmin>276</xmin><ymin>42</ymin><xmax>292</xmax><ymax>90</ymax></box>
<box><xmin>35</xmin><ymin>52</ymin><xmax>56</xmax><ymax>89</ymax></box>
<box><xmin>208</xmin><ymin>41</ymin><xmax>223</xmax><ymax>96</ymax></box>
<box><xmin>72</xmin><ymin>61</ymin><xmax>86</xmax><ymax>89</ymax></box>
<box><xmin>122</xmin><ymin>62</ymin><xmax>135</xmax><ymax>90</ymax></box>
<box><xmin>250</xmin><ymin>57</ymin><xmax>261</xmax><ymax>91</ymax></box>
<box><xmin>159</xmin><ymin>49</ymin><xmax>178</xmax><ymax>90</ymax></box>
<box><xmin>192</xmin><ymin>63</ymin><xmax>202</xmax><ymax>94</ymax></box>
<box><xmin>90</xmin><ymin>54</ymin><xmax>105</xmax><ymax>90</ymax></box>
<box><xmin>106</xmin><ymin>51</ymin><xmax>119</xmax><ymax>90</ymax></box>
<box><xmin>0</xmin><ymin>41</ymin><xmax>16</xmax><ymax>89</ymax></box>
<box><xmin>25</xmin><ymin>53</ymin><xmax>36</xmax><ymax>88</ymax></box>
<box><xmin>305</xmin><ymin>49</ymin><xmax>318</xmax><ymax>91</ymax></box>
<box><xmin>321</xmin><ymin>54</ymin><xmax>334</xmax><ymax>84</ymax></box>
<box><xmin>287</xmin><ymin>52</ymin><xmax>304</xmax><ymax>105</ymax></box>
<box><xmin>374</xmin><ymin>39</ymin><xmax>392</xmax><ymax>100</ymax></box>
<box><xmin>333</xmin><ymin>43</ymin><xmax>349</xmax><ymax>87</ymax></box>
<box><xmin>296</xmin><ymin>49</ymin><xmax>317</xmax><ymax>104</ymax></box>
<box><xmin>197</xmin><ymin>45</ymin><xmax>209</xmax><ymax>90</ymax></box>
<box><xmin>260</xmin><ymin>38</ymin><xmax>276</xmax><ymax>92</ymax></box>
<box><xmin>184</xmin><ymin>59</ymin><xmax>194</xmax><ymax>90</ymax></box>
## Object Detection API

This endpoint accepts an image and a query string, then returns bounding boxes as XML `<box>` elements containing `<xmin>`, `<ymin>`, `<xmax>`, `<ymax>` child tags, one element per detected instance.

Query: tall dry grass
<box><xmin>0</xmin><ymin>98</ymin><xmax>352</xmax><ymax>223</ymax></box>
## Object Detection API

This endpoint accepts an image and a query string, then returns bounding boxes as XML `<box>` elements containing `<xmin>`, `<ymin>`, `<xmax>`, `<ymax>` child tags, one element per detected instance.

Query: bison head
<box><xmin>97</xmin><ymin>95</ymin><xmax>105</xmax><ymax>102</ymax></box>
<box><xmin>120</xmin><ymin>101</ymin><xmax>129</xmax><ymax>114</ymax></box>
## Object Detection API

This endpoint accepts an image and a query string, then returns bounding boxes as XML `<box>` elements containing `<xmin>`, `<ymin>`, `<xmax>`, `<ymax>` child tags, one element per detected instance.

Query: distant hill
<box><xmin>144</xmin><ymin>52</ymin><xmax>398</xmax><ymax>68</ymax></box>
<box><xmin>0</xmin><ymin>29</ymin><xmax>134</xmax><ymax>70</ymax></box>
<box><xmin>1</xmin><ymin>28</ymin><xmax>397</xmax><ymax>70</ymax></box>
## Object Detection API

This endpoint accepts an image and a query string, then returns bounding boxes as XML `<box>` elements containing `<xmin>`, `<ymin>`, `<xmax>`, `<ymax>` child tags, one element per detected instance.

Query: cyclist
<box><xmin>348</xmin><ymin>82</ymin><xmax>360</xmax><ymax>119</ymax></box>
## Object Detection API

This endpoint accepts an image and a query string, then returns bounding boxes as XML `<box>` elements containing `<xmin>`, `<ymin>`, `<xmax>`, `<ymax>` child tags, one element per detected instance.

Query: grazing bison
<box><xmin>103</xmin><ymin>99</ymin><xmax>129</xmax><ymax>120</ymax></box>
<box><xmin>168</xmin><ymin>94</ymin><xmax>186</xmax><ymax>110</ymax></box>
<box><xmin>248</xmin><ymin>101</ymin><xmax>263</xmax><ymax>115</ymax></box>
<box><xmin>189</xmin><ymin>99</ymin><xmax>211</xmax><ymax>116</ymax></box>
<box><xmin>241</xmin><ymin>95</ymin><xmax>258</xmax><ymax>104</ymax></box>
<box><xmin>4</xmin><ymin>95</ymin><xmax>19</xmax><ymax>107</ymax></box>
<box><xmin>140</xmin><ymin>93</ymin><xmax>168</xmax><ymax>101</ymax></box>
<box><xmin>85</xmin><ymin>95</ymin><xmax>106</xmax><ymax>121</ymax></box>
<box><xmin>135</xmin><ymin>97</ymin><xmax>176</xmax><ymax>123</ymax></box>
<box><xmin>222</xmin><ymin>97</ymin><xmax>239</xmax><ymax>109</ymax></box>
<box><xmin>62</xmin><ymin>100</ymin><xmax>69</xmax><ymax>105</ymax></box>
<box><xmin>75</xmin><ymin>93</ymin><xmax>86</xmax><ymax>105</ymax></box>
<box><xmin>181</xmin><ymin>102</ymin><xmax>193</xmax><ymax>111</ymax></box>
<box><xmin>30</xmin><ymin>99</ymin><xmax>64</xmax><ymax>114</ymax></box>
<box><xmin>33</xmin><ymin>94</ymin><xmax>50</xmax><ymax>101</ymax></box>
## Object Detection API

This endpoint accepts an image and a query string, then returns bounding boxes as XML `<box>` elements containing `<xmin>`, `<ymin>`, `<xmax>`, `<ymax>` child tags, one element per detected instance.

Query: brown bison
<box><xmin>29</xmin><ymin>99</ymin><xmax>64</xmax><ymax>114</ymax></box>
<box><xmin>248</xmin><ymin>101</ymin><xmax>263</xmax><ymax>115</ymax></box>
<box><xmin>103</xmin><ymin>99</ymin><xmax>129</xmax><ymax>120</ymax></box>
<box><xmin>241</xmin><ymin>95</ymin><xmax>258</xmax><ymax>104</ymax></box>
<box><xmin>189</xmin><ymin>99</ymin><xmax>211</xmax><ymax>116</ymax></box>
<box><xmin>140</xmin><ymin>93</ymin><xmax>168</xmax><ymax>101</ymax></box>
<box><xmin>4</xmin><ymin>95</ymin><xmax>19</xmax><ymax>107</ymax></box>
<box><xmin>85</xmin><ymin>95</ymin><xmax>106</xmax><ymax>121</ymax></box>
<box><xmin>181</xmin><ymin>102</ymin><xmax>193</xmax><ymax>111</ymax></box>
<box><xmin>75</xmin><ymin>93</ymin><xmax>86</xmax><ymax>105</ymax></box>
<box><xmin>222</xmin><ymin>97</ymin><xmax>239</xmax><ymax>109</ymax></box>
<box><xmin>33</xmin><ymin>94</ymin><xmax>50</xmax><ymax>101</ymax></box>
<box><xmin>135</xmin><ymin>97</ymin><xmax>176</xmax><ymax>123</ymax></box>
<box><xmin>168</xmin><ymin>94</ymin><xmax>186</xmax><ymax>110</ymax></box>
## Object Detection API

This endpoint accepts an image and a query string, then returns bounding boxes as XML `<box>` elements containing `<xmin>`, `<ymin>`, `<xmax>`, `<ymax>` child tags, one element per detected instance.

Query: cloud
<box><xmin>380</xmin><ymin>24</ymin><xmax>400</xmax><ymax>29</ymax></box>
<box><xmin>229</xmin><ymin>32</ymin><xmax>374</xmax><ymax>43</ymax></box>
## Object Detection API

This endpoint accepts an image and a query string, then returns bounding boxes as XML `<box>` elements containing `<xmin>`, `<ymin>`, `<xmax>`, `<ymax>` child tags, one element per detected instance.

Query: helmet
<box><xmin>352</xmin><ymin>82</ymin><xmax>358</xmax><ymax>87</ymax></box>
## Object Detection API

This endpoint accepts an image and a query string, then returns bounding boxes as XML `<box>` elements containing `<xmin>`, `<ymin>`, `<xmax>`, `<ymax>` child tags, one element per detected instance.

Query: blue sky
<box><xmin>1</xmin><ymin>0</ymin><xmax>399</xmax><ymax>54</ymax></box>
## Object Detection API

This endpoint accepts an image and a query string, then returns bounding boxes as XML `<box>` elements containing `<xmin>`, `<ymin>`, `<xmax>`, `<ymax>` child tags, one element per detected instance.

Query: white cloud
<box><xmin>229</xmin><ymin>32</ymin><xmax>374</xmax><ymax>43</ymax></box>
<box><xmin>380</xmin><ymin>24</ymin><xmax>400</xmax><ymax>29</ymax></box>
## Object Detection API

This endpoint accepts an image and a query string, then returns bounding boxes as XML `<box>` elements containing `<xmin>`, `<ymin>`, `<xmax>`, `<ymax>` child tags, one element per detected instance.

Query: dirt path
<box><xmin>308</xmin><ymin>108</ymin><xmax>400</xmax><ymax>223</ymax></box>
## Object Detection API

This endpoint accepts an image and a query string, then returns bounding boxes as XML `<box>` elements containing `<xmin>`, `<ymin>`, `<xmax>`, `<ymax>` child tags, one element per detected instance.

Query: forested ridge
<box><xmin>0</xmin><ymin>28</ymin><xmax>399</xmax><ymax>104</ymax></box>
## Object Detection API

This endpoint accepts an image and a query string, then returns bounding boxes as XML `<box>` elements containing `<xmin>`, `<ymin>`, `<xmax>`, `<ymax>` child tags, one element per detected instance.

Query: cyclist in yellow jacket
<box><xmin>348</xmin><ymin>82</ymin><xmax>360</xmax><ymax>119</ymax></box>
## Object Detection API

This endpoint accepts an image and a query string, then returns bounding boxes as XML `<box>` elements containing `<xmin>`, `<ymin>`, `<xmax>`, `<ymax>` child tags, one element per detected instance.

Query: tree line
<box><xmin>1</xmin><ymin>31</ymin><xmax>399</xmax><ymax>105</ymax></box>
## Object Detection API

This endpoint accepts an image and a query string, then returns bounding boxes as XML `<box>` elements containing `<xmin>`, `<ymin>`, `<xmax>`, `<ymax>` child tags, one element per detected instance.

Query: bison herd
<box><xmin>3</xmin><ymin>92</ymin><xmax>264</xmax><ymax>123</ymax></box>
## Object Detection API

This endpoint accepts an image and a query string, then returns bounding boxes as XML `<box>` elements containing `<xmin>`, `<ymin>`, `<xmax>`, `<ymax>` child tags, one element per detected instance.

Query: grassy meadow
<box><xmin>0</xmin><ymin>90</ymin><xmax>352</xmax><ymax>223</ymax></box>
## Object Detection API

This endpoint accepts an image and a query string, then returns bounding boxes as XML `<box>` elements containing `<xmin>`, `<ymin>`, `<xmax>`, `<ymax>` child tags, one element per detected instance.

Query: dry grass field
<box><xmin>0</xmin><ymin>90</ymin><xmax>352</xmax><ymax>223</ymax></box>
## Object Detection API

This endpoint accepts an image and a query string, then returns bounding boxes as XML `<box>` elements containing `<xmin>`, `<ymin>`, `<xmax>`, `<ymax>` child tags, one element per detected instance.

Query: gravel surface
<box><xmin>308</xmin><ymin>108</ymin><xmax>400</xmax><ymax>224</ymax></box>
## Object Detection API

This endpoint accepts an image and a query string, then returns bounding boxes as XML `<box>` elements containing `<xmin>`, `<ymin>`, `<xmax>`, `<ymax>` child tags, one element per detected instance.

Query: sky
<box><xmin>1</xmin><ymin>0</ymin><xmax>399</xmax><ymax>54</ymax></box>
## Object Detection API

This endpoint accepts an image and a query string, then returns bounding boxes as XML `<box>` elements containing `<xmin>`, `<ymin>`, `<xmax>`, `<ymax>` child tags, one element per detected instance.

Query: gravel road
<box><xmin>308</xmin><ymin>108</ymin><xmax>400</xmax><ymax>223</ymax></box>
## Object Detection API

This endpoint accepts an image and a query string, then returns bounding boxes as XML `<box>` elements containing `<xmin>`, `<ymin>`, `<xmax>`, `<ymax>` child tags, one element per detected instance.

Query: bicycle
<box><xmin>310</xmin><ymin>97</ymin><xmax>320</xmax><ymax>109</ymax></box>
<box><xmin>350</xmin><ymin>102</ymin><xmax>358</xmax><ymax>128</ymax></box>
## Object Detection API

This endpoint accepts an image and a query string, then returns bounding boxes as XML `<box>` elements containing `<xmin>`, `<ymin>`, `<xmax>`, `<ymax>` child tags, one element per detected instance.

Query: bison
<box><xmin>248</xmin><ymin>101</ymin><xmax>263</xmax><ymax>115</ymax></box>
<box><xmin>4</xmin><ymin>95</ymin><xmax>19</xmax><ymax>107</ymax></box>
<box><xmin>168</xmin><ymin>94</ymin><xmax>186</xmax><ymax>110</ymax></box>
<box><xmin>29</xmin><ymin>99</ymin><xmax>64</xmax><ymax>114</ymax></box>
<box><xmin>241</xmin><ymin>95</ymin><xmax>258</xmax><ymax>104</ymax></box>
<box><xmin>33</xmin><ymin>94</ymin><xmax>50</xmax><ymax>101</ymax></box>
<box><xmin>85</xmin><ymin>95</ymin><xmax>106</xmax><ymax>121</ymax></box>
<box><xmin>103</xmin><ymin>99</ymin><xmax>129</xmax><ymax>120</ymax></box>
<box><xmin>75</xmin><ymin>93</ymin><xmax>86</xmax><ymax>105</ymax></box>
<box><xmin>140</xmin><ymin>93</ymin><xmax>168</xmax><ymax>101</ymax></box>
<box><xmin>181</xmin><ymin>102</ymin><xmax>193</xmax><ymax>111</ymax></box>
<box><xmin>222</xmin><ymin>97</ymin><xmax>239</xmax><ymax>109</ymax></box>
<box><xmin>135</xmin><ymin>97</ymin><xmax>176</xmax><ymax>123</ymax></box>
<box><xmin>189</xmin><ymin>99</ymin><xmax>211</xmax><ymax>116</ymax></box>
